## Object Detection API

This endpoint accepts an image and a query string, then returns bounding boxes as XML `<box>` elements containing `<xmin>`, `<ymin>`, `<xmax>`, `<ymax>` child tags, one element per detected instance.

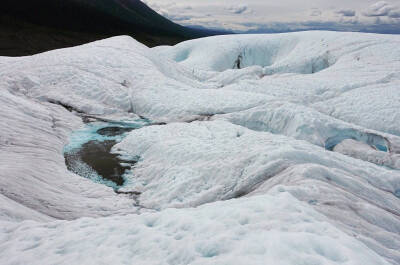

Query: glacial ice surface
<box><xmin>0</xmin><ymin>192</ymin><xmax>390</xmax><ymax>265</ymax></box>
<box><xmin>1</xmin><ymin>31</ymin><xmax>400</xmax><ymax>264</ymax></box>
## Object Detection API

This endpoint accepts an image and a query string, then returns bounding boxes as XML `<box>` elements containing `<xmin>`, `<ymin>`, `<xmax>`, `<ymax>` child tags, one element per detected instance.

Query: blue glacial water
<box><xmin>64</xmin><ymin>119</ymin><xmax>149</xmax><ymax>190</ymax></box>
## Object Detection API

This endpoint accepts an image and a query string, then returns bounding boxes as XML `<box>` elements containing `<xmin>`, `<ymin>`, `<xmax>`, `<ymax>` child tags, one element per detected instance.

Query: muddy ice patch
<box><xmin>64</xmin><ymin>120</ymin><xmax>148</xmax><ymax>190</ymax></box>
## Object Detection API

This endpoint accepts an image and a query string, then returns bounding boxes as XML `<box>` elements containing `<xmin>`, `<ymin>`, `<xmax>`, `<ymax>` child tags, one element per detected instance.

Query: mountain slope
<box><xmin>0</xmin><ymin>0</ymin><xmax>215</xmax><ymax>56</ymax></box>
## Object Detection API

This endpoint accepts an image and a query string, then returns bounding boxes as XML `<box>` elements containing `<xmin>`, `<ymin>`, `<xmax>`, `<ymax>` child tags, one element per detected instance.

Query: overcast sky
<box><xmin>143</xmin><ymin>0</ymin><xmax>400</xmax><ymax>34</ymax></box>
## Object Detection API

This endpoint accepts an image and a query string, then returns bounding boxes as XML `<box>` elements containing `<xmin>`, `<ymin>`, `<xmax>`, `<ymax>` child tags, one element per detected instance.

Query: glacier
<box><xmin>0</xmin><ymin>31</ymin><xmax>399</xmax><ymax>264</ymax></box>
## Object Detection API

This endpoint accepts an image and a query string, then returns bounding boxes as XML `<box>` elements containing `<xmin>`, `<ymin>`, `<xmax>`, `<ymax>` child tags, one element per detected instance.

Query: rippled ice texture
<box><xmin>1</xmin><ymin>31</ymin><xmax>400</xmax><ymax>264</ymax></box>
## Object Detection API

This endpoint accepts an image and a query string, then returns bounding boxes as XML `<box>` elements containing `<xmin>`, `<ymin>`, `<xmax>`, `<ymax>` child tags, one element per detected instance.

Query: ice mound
<box><xmin>0</xmin><ymin>192</ymin><xmax>390</xmax><ymax>265</ymax></box>
<box><xmin>1</xmin><ymin>31</ymin><xmax>400</xmax><ymax>264</ymax></box>
<box><xmin>114</xmin><ymin>120</ymin><xmax>399</xmax><ymax>209</ymax></box>
<box><xmin>1</xmin><ymin>36</ymin><xmax>267</xmax><ymax>121</ymax></box>
<box><xmin>0</xmin><ymin>88</ymin><xmax>136</xmax><ymax>221</ymax></box>
<box><xmin>314</xmin><ymin>80</ymin><xmax>400</xmax><ymax>136</ymax></box>
<box><xmin>155</xmin><ymin>32</ymin><xmax>335</xmax><ymax>74</ymax></box>
<box><xmin>333</xmin><ymin>139</ymin><xmax>400</xmax><ymax>169</ymax></box>
<box><xmin>215</xmin><ymin>102</ymin><xmax>400</xmax><ymax>168</ymax></box>
<box><xmin>113</xmin><ymin>120</ymin><xmax>400</xmax><ymax>263</ymax></box>
<box><xmin>156</xmin><ymin>32</ymin><xmax>400</xmax><ymax>134</ymax></box>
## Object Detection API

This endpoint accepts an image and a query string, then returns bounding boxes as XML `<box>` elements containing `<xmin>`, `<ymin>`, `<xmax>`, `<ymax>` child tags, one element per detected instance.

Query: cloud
<box><xmin>310</xmin><ymin>8</ymin><xmax>322</xmax><ymax>17</ymax></box>
<box><xmin>226</xmin><ymin>5</ymin><xmax>251</xmax><ymax>14</ymax></box>
<box><xmin>240</xmin><ymin>19</ymin><xmax>400</xmax><ymax>34</ymax></box>
<box><xmin>363</xmin><ymin>1</ymin><xmax>398</xmax><ymax>17</ymax></box>
<box><xmin>143</xmin><ymin>0</ymin><xmax>400</xmax><ymax>34</ymax></box>
<box><xmin>164</xmin><ymin>14</ymin><xmax>193</xmax><ymax>22</ymax></box>
<box><xmin>336</xmin><ymin>9</ymin><xmax>356</xmax><ymax>17</ymax></box>
<box><xmin>389</xmin><ymin>10</ymin><xmax>400</xmax><ymax>18</ymax></box>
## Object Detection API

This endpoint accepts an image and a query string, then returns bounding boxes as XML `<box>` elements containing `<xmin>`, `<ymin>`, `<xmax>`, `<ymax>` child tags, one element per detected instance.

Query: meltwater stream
<box><xmin>63</xmin><ymin>119</ymin><xmax>149</xmax><ymax>191</ymax></box>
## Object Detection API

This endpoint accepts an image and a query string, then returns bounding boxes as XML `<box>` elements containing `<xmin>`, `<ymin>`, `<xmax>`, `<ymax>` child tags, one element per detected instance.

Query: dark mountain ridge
<box><xmin>0</xmin><ymin>0</ymin><xmax>219</xmax><ymax>56</ymax></box>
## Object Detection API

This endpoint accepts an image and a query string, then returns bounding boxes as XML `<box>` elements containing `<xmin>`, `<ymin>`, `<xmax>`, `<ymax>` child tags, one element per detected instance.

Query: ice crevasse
<box><xmin>0</xmin><ymin>31</ymin><xmax>400</xmax><ymax>265</ymax></box>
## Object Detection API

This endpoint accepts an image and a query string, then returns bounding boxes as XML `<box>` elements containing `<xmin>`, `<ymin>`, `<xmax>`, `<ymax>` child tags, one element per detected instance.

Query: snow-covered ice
<box><xmin>0</xmin><ymin>31</ymin><xmax>400</xmax><ymax>264</ymax></box>
<box><xmin>0</xmin><ymin>192</ymin><xmax>391</xmax><ymax>265</ymax></box>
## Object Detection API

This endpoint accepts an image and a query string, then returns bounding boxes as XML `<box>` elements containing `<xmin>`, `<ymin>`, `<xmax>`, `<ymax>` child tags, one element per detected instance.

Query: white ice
<box><xmin>1</xmin><ymin>31</ymin><xmax>400</xmax><ymax>264</ymax></box>
<box><xmin>0</xmin><ymin>192</ymin><xmax>391</xmax><ymax>265</ymax></box>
